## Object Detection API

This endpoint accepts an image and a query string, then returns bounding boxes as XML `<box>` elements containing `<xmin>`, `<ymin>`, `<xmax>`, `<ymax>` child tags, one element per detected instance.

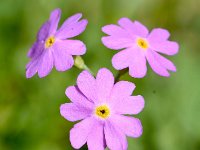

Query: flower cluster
<box><xmin>61</xmin><ymin>68</ymin><xmax>144</xmax><ymax>149</ymax></box>
<box><xmin>102</xmin><ymin>18</ymin><xmax>179</xmax><ymax>78</ymax></box>
<box><xmin>26</xmin><ymin>8</ymin><xmax>179</xmax><ymax>150</ymax></box>
<box><xmin>26</xmin><ymin>8</ymin><xmax>87</xmax><ymax>78</ymax></box>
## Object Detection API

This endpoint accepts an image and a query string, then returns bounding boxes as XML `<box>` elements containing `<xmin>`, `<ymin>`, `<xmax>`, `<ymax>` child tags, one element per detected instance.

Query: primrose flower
<box><xmin>60</xmin><ymin>68</ymin><xmax>144</xmax><ymax>150</ymax></box>
<box><xmin>26</xmin><ymin>8</ymin><xmax>88</xmax><ymax>78</ymax></box>
<box><xmin>102</xmin><ymin>18</ymin><xmax>179</xmax><ymax>78</ymax></box>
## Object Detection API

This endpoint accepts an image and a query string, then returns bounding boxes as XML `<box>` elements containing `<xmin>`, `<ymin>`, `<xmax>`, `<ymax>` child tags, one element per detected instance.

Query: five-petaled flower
<box><xmin>102</xmin><ymin>18</ymin><xmax>179</xmax><ymax>78</ymax></box>
<box><xmin>60</xmin><ymin>68</ymin><xmax>145</xmax><ymax>150</ymax></box>
<box><xmin>26</xmin><ymin>8</ymin><xmax>88</xmax><ymax>78</ymax></box>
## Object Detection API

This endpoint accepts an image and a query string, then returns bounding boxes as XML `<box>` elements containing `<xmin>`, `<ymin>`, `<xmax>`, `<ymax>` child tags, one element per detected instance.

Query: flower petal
<box><xmin>110</xmin><ymin>115</ymin><xmax>143</xmax><ymax>138</ymax></box>
<box><xmin>146</xmin><ymin>49</ymin><xmax>170</xmax><ymax>77</ymax></box>
<box><xmin>56</xmin><ymin>18</ymin><xmax>88</xmax><ymax>39</ymax></box>
<box><xmin>26</xmin><ymin>58</ymin><xmax>40</xmax><ymax>78</ymax></box>
<box><xmin>112</xmin><ymin>81</ymin><xmax>135</xmax><ymax>96</ymax></box>
<box><xmin>152</xmin><ymin>51</ymin><xmax>176</xmax><ymax>72</ymax></box>
<box><xmin>102</xmin><ymin>24</ymin><xmax>131</xmax><ymax>38</ymax></box>
<box><xmin>129</xmin><ymin>48</ymin><xmax>147</xmax><ymax>78</ymax></box>
<box><xmin>56</xmin><ymin>13</ymin><xmax>82</xmax><ymax>37</ymax></box>
<box><xmin>112</xmin><ymin>48</ymin><xmax>132</xmax><ymax>70</ymax></box>
<box><xmin>27</xmin><ymin>42</ymin><xmax>37</xmax><ymax>58</ymax></box>
<box><xmin>65</xmin><ymin>86</ymin><xmax>94</xmax><ymax>108</ymax></box>
<box><xmin>110</xmin><ymin>83</ymin><xmax>145</xmax><ymax>114</ymax></box>
<box><xmin>150</xmin><ymin>41</ymin><xmax>179</xmax><ymax>55</ymax></box>
<box><xmin>101</xmin><ymin>36</ymin><xmax>134</xmax><ymax>50</ymax></box>
<box><xmin>49</xmin><ymin>8</ymin><xmax>61</xmax><ymax>34</ymax></box>
<box><xmin>96</xmin><ymin>68</ymin><xmax>114</xmax><ymax>103</ymax></box>
<box><xmin>61</xmin><ymin>13</ymin><xmax>82</xmax><ymax>27</ymax></box>
<box><xmin>55</xmin><ymin>40</ymin><xmax>86</xmax><ymax>55</ymax></box>
<box><xmin>38</xmin><ymin>50</ymin><xmax>53</xmax><ymax>78</ymax></box>
<box><xmin>87</xmin><ymin>122</ymin><xmax>105</xmax><ymax>150</ymax></box>
<box><xmin>104</xmin><ymin>120</ymin><xmax>127</xmax><ymax>150</ymax></box>
<box><xmin>60</xmin><ymin>103</ymin><xmax>92</xmax><ymax>122</ymax></box>
<box><xmin>27</xmin><ymin>41</ymin><xmax>44</xmax><ymax>58</ymax></box>
<box><xmin>70</xmin><ymin>117</ymin><xmax>95</xmax><ymax>149</ymax></box>
<box><xmin>148</xmin><ymin>28</ymin><xmax>170</xmax><ymax>42</ymax></box>
<box><xmin>77</xmin><ymin>70</ymin><xmax>97</xmax><ymax>102</ymax></box>
<box><xmin>37</xmin><ymin>21</ymin><xmax>50</xmax><ymax>41</ymax></box>
<box><xmin>52</xmin><ymin>43</ymin><xmax>74</xmax><ymax>71</ymax></box>
<box><xmin>118</xmin><ymin>18</ymin><xmax>149</xmax><ymax>37</ymax></box>
<box><xmin>114</xmin><ymin>95</ymin><xmax>145</xmax><ymax>115</ymax></box>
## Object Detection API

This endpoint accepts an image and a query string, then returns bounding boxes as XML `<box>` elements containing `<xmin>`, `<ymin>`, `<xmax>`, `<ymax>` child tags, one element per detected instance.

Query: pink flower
<box><xmin>102</xmin><ymin>18</ymin><xmax>179</xmax><ymax>78</ymax></box>
<box><xmin>26</xmin><ymin>8</ymin><xmax>88</xmax><ymax>78</ymax></box>
<box><xmin>60</xmin><ymin>68</ymin><xmax>144</xmax><ymax>150</ymax></box>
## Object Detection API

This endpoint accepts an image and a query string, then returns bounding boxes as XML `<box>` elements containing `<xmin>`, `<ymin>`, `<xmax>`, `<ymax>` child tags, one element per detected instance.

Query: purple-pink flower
<box><xmin>60</xmin><ymin>68</ymin><xmax>144</xmax><ymax>150</ymax></box>
<box><xmin>26</xmin><ymin>8</ymin><xmax>88</xmax><ymax>78</ymax></box>
<box><xmin>102</xmin><ymin>18</ymin><xmax>179</xmax><ymax>78</ymax></box>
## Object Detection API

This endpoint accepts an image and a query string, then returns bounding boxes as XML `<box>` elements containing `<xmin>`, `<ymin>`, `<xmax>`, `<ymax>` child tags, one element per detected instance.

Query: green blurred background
<box><xmin>0</xmin><ymin>0</ymin><xmax>200</xmax><ymax>149</ymax></box>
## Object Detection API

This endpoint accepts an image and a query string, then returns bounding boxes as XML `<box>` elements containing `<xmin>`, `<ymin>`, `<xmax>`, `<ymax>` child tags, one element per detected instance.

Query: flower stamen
<box><xmin>95</xmin><ymin>104</ymin><xmax>110</xmax><ymax>119</ymax></box>
<box><xmin>137</xmin><ymin>38</ymin><xmax>149</xmax><ymax>50</ymax></box>
<box><xmin>45</xmin><ymin>36</ymin><xmax>55</xmax><ymax>48</ymax></box>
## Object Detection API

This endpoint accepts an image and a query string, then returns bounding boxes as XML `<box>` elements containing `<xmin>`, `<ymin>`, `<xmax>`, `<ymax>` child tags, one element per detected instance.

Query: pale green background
<box><xmin>0</xmin><ymin>0</ymin><xmax>200</xmax><ymax>149</ymax></box>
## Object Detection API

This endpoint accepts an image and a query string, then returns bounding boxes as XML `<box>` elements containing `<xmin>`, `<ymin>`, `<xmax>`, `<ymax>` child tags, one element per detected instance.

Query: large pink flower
<box><xmin>102</xmin><ymin>18</ymin><xmax>179</xmax><ymax>78</ymax></box>
<box><xmin>26</xmin><ymin>8</ymin><xmax>88</xmax><ymax>78</ymax></box>
<box><xmin>60</xmin><ymin>68</ymin><xmax>145</xmax><ymax>150</ymax></box>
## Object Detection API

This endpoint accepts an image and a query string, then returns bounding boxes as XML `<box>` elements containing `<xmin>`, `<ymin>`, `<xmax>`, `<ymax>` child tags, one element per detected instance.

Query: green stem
<box><xmin>82</xmin><ymin>64</ymin><xmax>93</xmax><ymax>75</ymax></box>
<box><xmin>74</xmin><ymin>56</ymin><xmax>94</xmax><ymax>75</ymax></box>
<box><xmin>115</xmin><ymin>69</ymin><xmax>128</xmax><ymax>82</ymax></box>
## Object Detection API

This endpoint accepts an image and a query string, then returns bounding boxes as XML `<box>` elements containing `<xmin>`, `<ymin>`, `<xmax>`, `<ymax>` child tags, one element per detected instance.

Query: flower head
<box><xmin>60</xmin><ymin>68</ymin><xmax>144</xmax><ymax>150</ymax></box>
<box><xmin>26</xmin><ymin>8</ymin><xmax>88</xmax><ymax>78</ymax></box>
<box><xmin>102</xmin><ymin>18</ymin><xmax>179</xmax><ymax>78</ymax></box>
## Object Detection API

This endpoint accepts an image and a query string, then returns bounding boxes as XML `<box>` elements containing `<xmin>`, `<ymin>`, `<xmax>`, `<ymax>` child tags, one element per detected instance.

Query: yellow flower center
<box><xmin>137</xmin><ymin>38</ymin><xmax>149</xmax><ymax>50</ymax></box>
<box><xmin>45</xmin><ymin>36</ymin><xmax>55</xmax><ymax>48</ymax></box>
<box><xmin>95</xmin><ymin>104</ymin><xmax>110</xmax><ymax>119</ymax></box>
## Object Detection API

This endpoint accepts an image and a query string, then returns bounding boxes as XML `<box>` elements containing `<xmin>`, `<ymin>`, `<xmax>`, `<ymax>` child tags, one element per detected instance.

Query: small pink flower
<box><xmin>60</xmin><ymin>68</ymin><xmax>144</xmax><ymax>150</ymax></box>
<box><xmin>26</xmin><ymin>8</ymin><xmax>88</xmax><ymax>78</ymax></box>
<box><xmin>102</xmin><ymin>18</ymin><xmax>179</xmax><ymax>78</ymax></box>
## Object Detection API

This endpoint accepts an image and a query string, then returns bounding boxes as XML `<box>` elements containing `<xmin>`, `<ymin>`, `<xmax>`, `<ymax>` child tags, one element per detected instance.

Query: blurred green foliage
<box><xmin>0</xmin><ymin>0</ymin><xmax>200</xmax><ymax>149</ymax></box>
